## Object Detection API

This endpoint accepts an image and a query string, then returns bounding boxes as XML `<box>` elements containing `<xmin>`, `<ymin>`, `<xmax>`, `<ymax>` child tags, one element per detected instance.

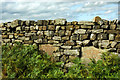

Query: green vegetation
<box><xmin>2</xmin><ymin>43</ymin><xmax>120</xmax><ymax>79</ymax></box>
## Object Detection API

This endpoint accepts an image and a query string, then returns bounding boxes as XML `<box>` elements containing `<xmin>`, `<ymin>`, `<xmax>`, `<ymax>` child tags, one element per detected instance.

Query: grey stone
<box><xmin>3</xmin><ymin>39</ymin><xmax>11</xmax><ymax>43</ymax></box>
<box><xmin>92</xmin><ymin>40</ymin><xmax>98</xmax><ymax>47</ymax></box>
<box><xmin>18</xmin><ymin>37</ymin><xmax>25</xmax><ymax>40</ymax></box>
<box><xmin>97</xmin><ymin>33</ymin><xmax>107</xmax><ymax>40</ymax></box>
<box><xmin>30</xmin><ymin>26</ymin><xmax>36</xmax><ymax>30</ymax></box>
<box><xmin>56</xmin><ymin>26</ymin><xmax>61</xmax><ymax>32</ymax></box>
<box><xmin>90</xmin><ymin>34</ymin><xmax>96</xmax><ymax>40</ymax></box>
<box><xmin>71</xmin><ymin>34</ymin><xmax>79</xmax><ymax>40</ymax></box>
<box><xmin>64</xmin><ymin>49</ymin><xmax>80</xmax><ymax>56</ymax></box>
<box><xmin>59</xmin><ymin>30</ymin><xmax>65</xmax><ymax>36</ymax></box>
<box><xmin>110</xmin><ymin>24</ymin><xmax>116</xmax><ymax>30</ymax></box>
<box><xmin>76</xmin><ymin>41</ymin><xmax>83</xmax><ymax>45</ymax></box>
<box><xmin>65</xmin><ymin>62</ymin><xmax>76</xmax><ymax>68</ymax></box>
<box><xmin>37</xmin><ymin>31</ymin><xmax>43</xmax><ymax>36</ymax></box>
<box><xmin>111</xmin><ymin>41</ymin><xmax>117</xmax><ymax>48</ymax></box>
<box><xmin>101</xmin><ymin>25</ymin><xmax>109</xmax><ymax>29</ymax></box>
<box><xmin>101</xmin><ymin>40</ymin><xmax>110</xmax><ymax>48</ymax></box>
<box><xmin>48</xmin><ymin>40</ymin><xmax>59</xmax><ymax>44</ymax></box>
<box><xmin>34</xmin><ymin>39</ymin><xmax>42</xmax><ymax>43</ymax></box>
<box><xmin>78</xmin><ymin>21</ymin><xmax>94</xmax><ymax>25</ymax></box>
<box><xmin>9</xmin><ymin>35</ymin><xmax>13</xmax><ymax>38</ymax></box>
<box><xmin>54</xmin><ymin>18</ymin><xmax>66</xmax><ymax>25</ymax></box>
<box><xmin>79</xmin><ymin>34</ymin><xmax>89</xmax><ymax>40</ymax></box>
<box><xmin>109</xmin><ymin>34</ymin><xmax>115</xmax><ymax>40</ymax></box>
<box><xmin>26</xmin><ymin>20</ymin><xmax>35</xmax><ymax>26</ymax></box>
<box><xmin>2</xmin><ymin>27</ymin><xmax>6</xmax><ymax>31</ymax></box>
<box><xmin>25</xmin><ymin>33</ymin><xmax>36</xmax><ymax>36</ymax></box>
<box><xmin>11</xmin><ymin>19</ymin><xmax>22</xmax><ymax>28</ymax></box>
<box><xmin>93</xmin><ymin>25</ymin><xmax>100</xmax><ymax>29</ymax></box>
<box><xmin>65</xmin><ymin>30</ymin><xmax>71</xmax><ymax>36</ymax></box>
<box><xmin>74</xmin><ymin>29</ymin><xmax>86</xmax><ymax>34</ymax></box>
<box><xmin>53</xmin><ymin>52</ymin><xmax>61</xmax><ymax>57</ymax></box>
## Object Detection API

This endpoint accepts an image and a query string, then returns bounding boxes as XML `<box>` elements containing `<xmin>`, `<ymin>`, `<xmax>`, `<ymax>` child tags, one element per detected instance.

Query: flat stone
<box><xmin>101</xmin><ymin>40</ymin><xmax>110</xmax><ymax>48</ymax></box>
<box><xmin>53</xmin><ymin>52</ymin><xmax>61</xmax><ymax>57</ymax></box>
<box><xmin>25</xmin><ymin>37</ymin><xmax>30</xmax><ymax>40</ymax></box>
<box><xmin>61</xmin><ymin>46</ymin><xmax>72</xmax><ymax>49</ymax></box>
<box><xmin>56</xmin><ymin>26</ymin><xmax>60</xmax><ymax>32</ymax></box>
<box><xmin>16</xmin><ymin>27</ymin><xmax>21</xmax><ymax>31</ymax></box>
<box><xmin>106</xmin><ymin>30</ymin><xmax>120</xmax><ymax>34</ymax></box>
<box><xmin>9</xmin><ymin>35</ymin><xmax>13</xmax><ymax>38</ymax></box>
<box><xmin>64</xmin><ymin>49</ymin><xmax>80</xmax><ymax>56</ymax></box>
<box><xmin>78</xmin><ymin>21</ymin><xmax>94</xmax><ymax>25</ymax></box>
<box><xmin>59</xmin><ymin>30</ymin><xmax>65</xmax><ymax>36</ymax></box>
<box><xmin>93</xmin><ymin>25</ymin><xmax>100</xmax><ymax>29</ymax></box>
<box><xmin>66</xmin><ymin>25</ymin><xmax>74</xmax><ymax>30</ymax></box>
<box><xmin>26</xmin><ymin>20</ymin><xmax>35</xmax><ymax>26</ymax></box>
<box><xmin>74</xmin><ymin>29</ymin><xmax>86</xmax><ymax>34</ymax></box>
<box><xmin>48</xmin><ymin>40</ymin><xmax>59</xmax><ymax>44</ymax></box>
<box><xmin>18</xmin><ymin>37</ymin><xmax>25</xmax><ymax>40</ymax></box>
<box><xmin>92</xmin><ymin>40</ymin><xmax>98</xmax><ymax>47</ymax></box>
<box><xmin>109</xmin><ymin>34</ymin><xmax>115</xmax><ymax>40</ymax></box>
<box><xmin>25</xmin><ymin>33</ymin><xmax>36</xmax><ymax>36</ymax></box>
<box><xmin>76</xmin><ymin>41</ymin><xmax>83</xmax><ymax>45</ymax></box>
<box><xmin>2</xmin><ymin>27</ymin><xmax>6</xmax><ymax>31</ymax></box>
<box><xmin>53</xmin><ymin>36</ymin><xmax>61</xmax><ymax>40</ymax></box>
<box><xmin>3</xmin><ymin>39</ymin><xmax>11</xmax><ymax>43</ymax></box>
<box><xmin>34</xmin><ymin>39</ymin><xmax>42</xmax><ymax>43</ymax></box>
<box><xmin>11</xmin><ymin>19</ymin><xmax>22</xmax><ymax>28</ymax></box>
<box><xmin>93</xmin><ymin>16</ymin><xmax>102</xmax><ymax>23</ymax></box>
<box><xmin>83</xmin><ymin>40</ymin><xmax>90</xmax><ymax>46</ymax></box>
<box><xmin>65</xmin><ymin>62</ymin><xmax>76</xmax><ymax>68</ymax></box>
<box><xmin>24</xmin><ymin>40</ymin><xmax>33</xmax><ymax>44</ymax></box>
<box><xmin>101</xmin><ymin>25</ymin><xmax>108</xmax><ymax>29</ymax></box>
<box><xmin>65</xmin><ymin>40</ymin><xmax>75</xmax><ymax>46</ymax></box>
<box><xmin>92</xmin><ymin>29</ymin><xmax>103</xmax><ymax>33</ymax></box>
<box><xmin>65</xmin><ymin>30</ymin><xmax>71</xmax><ymax>36</ymax></box>
<box><xmin>48</xmin><ymin>25</ymin><xmax>55</xmax><ymax>30</ymax></box>
<box><xmin>62</xmin><ymin>36</ymin><xmax>69</xmax><ymax>40</ymax></box>
<box><xmin>79</xmin><ymin>34</ymin><xmax>88</xmax><ymax>40</ymax></box>
<box><xmin>71</xmin><ymin>34</ymin><xmax>79</xmax><ymax>40</ymax></box>
<box><xmin>54</xmin><ymin>18</ymin><xmax>66</xmax><ymax>25</ymax></box>
<box><xmin>115</xmin><ymin>34</ymin><xmax>120</xmax><ymax>41</ymax></box>
<box><xmin>97</xmin><ymin>33</ymin><xmax>107</xmax><ymax>40</ymax></box>
<box><xmin>90</xmin><ymin>34</ymin><xmax>96</xmax><ymax>40</ymax></box>
<box><xmin>111</xmin><ymin>41</ymin><xmax>117</xmax><ymax>48</ymax></box>
<box><xmin>15</xmin><ymin>40</ymin><xmax>22</xmax><ymax>42</ymax></box>
<box><xmin>37</xmin><ymin>31</ymin><xmax>43</xmax><ymax>36</ymax></box>
<box><xmin>74</xmin><ymin>25</ymin><xmax>80</xmax><ymax>29</ymax></box>
<box><xmin>110</xmin><ymin>24</ymin><xmax>116</xmax><ymax>30</ymax></box>
<box><xmin>2</xmin><ymin>35</ymin><xmax>8</xmax><ymax>39</ymax></box>
<box><xmin>81</xmin><ymin>25</ymin><xmax>92</xmax><ymax>29</ymax></box>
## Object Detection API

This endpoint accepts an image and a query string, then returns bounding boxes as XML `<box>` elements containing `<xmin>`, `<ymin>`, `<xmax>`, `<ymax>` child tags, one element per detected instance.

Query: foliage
<box><xmin>2</xmin><ymin>43</ymin><xmax>120</xmax><ymax>79</ymax></box>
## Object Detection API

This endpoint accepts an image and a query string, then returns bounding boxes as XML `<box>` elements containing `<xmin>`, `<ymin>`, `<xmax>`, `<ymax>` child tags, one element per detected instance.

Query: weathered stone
<box><xmin>2</xmin><ymin>35</ymin><xmax>8</xmax><ymax>39</ymax></box>
<box><xmin>18</xmin><ymin>33</ymin><xmax>24</xmax><ymax>36</ymax></box>
<box><xmin>53</xmin><ymin>52</ymin><xmax>61</xmax><ymax>57</ymax></box>
<box><xmin>37</xmin><ymin>31</ymin><xmax>43</xmax><ymax>36</ymax></box>
<box><xmin>111</xmin><ymin>41</ymin><xmax>117</xmax><ymax>48</ymax></box>
<box><xmin>83</xmin><ymin>40</ymin><xmax>90</xmax><ymax>46</ymax></box>
<box><xmin>117</xmin><ymin>49</ymin><xmax>120</xmax><ymax>53</ymax></box>
<box><xmin>48</xmin><ymin>20</ymin><xmax>54</xmax><ymax>25</ymax></box>
<box><xmin>65</xmin><ymin>62</ymin><xmax>76</xmax><ymax>68</ymax></box>
<box><xmin>64</xmin><ymin>49</ymin><xmax>80</xmax><ymax>56</ymax></box>
<box><xmin>62</xmin><ymin>36</ymin><xmax>69</xmax><ymax>40</ymax></box>
<box><xmin>39</xmin><ymin>44</ymin><xmax>59</xmax><ymax>56</ymax></box>
<box><xmin>101</xmin><ymin>25</ymin><xmax>109</xmax><ymax>29</ymax></box>
<box><xmin>93</xmin><ymin>25</ymin><xmax>100</xmax><ymax>29</ymax></box>
<box><xmin>101</xmin><ymin>40</ymin><xmax>110</xmax><ymax>48</ymax></box>
<box><xmin>38</xmin><ymin>26</ymin><xmax>43</xmax><ymax>30</ymax></box>
<box><xmin>90</xmin><ymin>34</ymin><xmax>96</xmax><ymax>40</ymax></box>
<box><xmin>73</xmin><ymin>45</ymin><xmax>81</xmax><ymax>49</ymax></box>
<box><xmin>16</xmin><ymin>27</ymin><xmax>21</xmax><ymax>31</ymax></box>
<box><xmin>106</xmin><ymin>30</ymin><xmax>120</xmax><ymax>34</ymax></box>
<box><xmin>92</xmin><ymin>29</ymin><xmax>103</xmax><ymax>33</ymax></box>
<box><xmin>30</xmin><ymin>26</ymin><xmax>36</xmax><ymax>30</ymax></box>
<box><xmin>61</xmin><ymin>46</ymin><xmax>72</xmax><ymax>49</ymax></box>
<box><xmin>79</xmin><ymin>34</ymin><xmax>89</xmax><ymax>40</ymax></box>
<box><xmin>66</xmin><ymin>25</ymin><xmax>74</xmax><ymax>30</ymax></box>
<box><xmin>54</xmin><ymin>18</ymin><xmax>66</xmax><ymax>25</ymax></box>
<box><xmin>81</xmin><ymin>25</ymin><xmax>92</xmax><ymax>29</ymax></box>
<box><xmin>25</xmin><ymin>33</ymin><xmax>36</xmax><ymax>36</ymax></box>
<box><xmin>6</xmin><ymin>22</ymin><xmax>11</xmax><ymax>27</ymax></box>
<box><xmin>74</xmin><ymin>29</ymin><xmax>86</xmax><ymax>34</ymax></box>
<box><xmin>116</xmin><ymin>24</ymin><xmax>120</xmax><ymax>30</ymax></box>
<box><xmin>78</xmin><ymin>21</ymin><xmax>94</xmax><ymax>25</ymax></box>
<box><xmin>115</xmin><ymin>34</ymin><xmax>120</xmax><ymax>41</ymax></box>
<box><xmin>92</xmin><ymin>40</ymin><xmax>98</xmax><ymax>47</ymax></box>
<box><xmin>61</xmin><ymin>26</ymin><xmax>65</xmax><ymax>30</ymax></box>
<box><xmin>74</xmin><ymin>25</ymin><xmax>80</xmax><ymax>29</ymax></box>
<box><xmin>93</xmin><ymin>16</ymin><xmax>102</xmax><ymax>23</ymax></box>
<box><xmin>48</xmin><ymin>40</ymin><xmax>59</xmax><ymax>44</ymax></box>
<box><xmin>43</xmin><ymin>26</ymin><xmax>47</xmax><ymax>30</ymax></box>
<box><xmin>15</xmin><ymin>40</ymin><xmax>22</xmax><ymax>42</ymax></box>
<box><xmin>59</xmin><ymin>30</ymin><xmax>65</xmax><ymax>36</ymax></box>
<box><xmin>34</xmin><ymin>39</ymin><xmax>42</xmax><ymax>43</ymax></box>
<box><xmin>3</xmin><ymin>39</ymin><xmax>11</xmax><ymax>43</ymax></box>
<box><xmin>24</xmin><ymin>40</ymin><xmax>33</xmax><ymax>44</ymax></box>
<box><xmin>26</xmin><ymin>20</ymin><xmax>35</xmax><ymax>26</ymax></box>
<box><xmin>53</xmin><ymin>43</ymin><xmax>63</xmax><ymax>47</ymax></box>
<box><xmin>37</xmin><ymin>20</ymin><xmax>43</xmax><ymax>26</ymax></box>
<box><xmin>109</xmin><ymin>34</ymin><xmax>115</xmax><ymax>40</ymax></box>
<box><xmin>0</xmin><ymin>23</ymin><xmax>5</xmax><ymax>27</ymax></box>
<box><xmin>69</xmin><ymin>56</ymin><xmax>77</xmax><ymax>61</ymax></box>
<box><xmin>42</xmin><ymin>39</ymin><xmax>48</xmax><ymax>43</ymax></box>
<box><xmin>76</xmin><ymin>41</ymin><xmax>83</xmax><ymax>45</ymax></box>
<box><xmin>2</xmin><ymin>27</ymin><xmax>6</xmax><ymax>31</ymax></box>
<box><xmin>18</xmin><ymin>37</ymin><xmax>25</xmax><ymax>40</ymax></box>
<box><xmin>110</xmin><ymin>24</ymin><xmax>116</xmax><ymax>30</ymax></box>
<box><xmin>31</xmin><ymin>35</ymin><xmax>39</xmax><ymax>40</ymax></box>
<box><xmin>48</xmin><ymin>25</ymin><xmax>55</xmax><ymax>30</ymax></box>
<box><xmin>60</xmin><ymin>55</ymin><xmax>68</xmax><ymax>62</ymax></box>
<box><xmin>116</xmin><ymin>43</ymin><xmax>120</xmax><ymax>49</ymax></box>
<box><xmin>53</xmin><ymin>36</ymin><xmax>61</xmax><ymax>40</ymax></box>
<box><xmin>25</xmin><ymin>37</ymin><xmax>30</xmax><ymax>40</ymax></box>
<box><xmin>97</xmin><ymin>33</ymin><xmax>107</xmax><ymax>40</ymax></box>
<box><xmin>9</xmin><ymin>35</ymin><xmax>13</xmax><ymax>38</ymax></box>
<box><xmin>43</xmin><ymin>20</ymin><xmax>48</xmax><ymax>26</ymax></box>
<box><xmin>65</xmin><ymin>40</ymin><xmax>75</xmax><ymax>46</ymax></box>
<box><xmin>56</xmin><ymin>26</ymin><xmax>60</xmax><ymax>32</ymax></box>
<box><xmin>35</xmin><ymin>25</ymin><xmax>39</xmax><ymax>30</ymax></box>
<box><xmin>11</xmin><ymin>19</ymin><xmax>22</xmax><ymax>28</ymax></box>
<box><xmin>25</xmin><ymin>27</ymin><xmax>30</xmax><ymax>31</ymax></box>
<box><xmin>72</xmin><ymin>21</ymin><xmax>78</xmax><ymax>25</ymax></box>
<box><xmin>71</xmin><ymin>34</ymin><xmax>79</xmax><ymax>40</ymax></box>
<box><xmin>65</xmin><ymin>30</ymin><xmax>71</xmax><ymax>36</ymax></box>
<box><xmin>102</xmin><ymin>19</ymin><xmax>109</xmax><ymax>25</ymax></box>
<box><xmin>67</xmin><ymin>22</ymin><xmax>71</xmax><ymax>25</ymax></box>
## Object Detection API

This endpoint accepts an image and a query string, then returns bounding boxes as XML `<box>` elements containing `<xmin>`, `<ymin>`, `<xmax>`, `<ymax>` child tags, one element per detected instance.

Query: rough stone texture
<box><xmin>54</xmin><ymin>19</ymin><xmax>66</xmax><ymax>25</ymax></box>
<box><xmin>101</xmin><ymin>40</ymin><xmax>110</xmax><ymax>48</ymax></box>
<box><xmin>39</xmin><ymin>44</ymin><xmax>59</xmax><ymax>56</ymax></box>
<box><xmin>74</xmin><ymin>29</ymin><xmax>86</xmax><ymax>34</ymax></box>
<box><xmin>97</xmin><ymin>33</ymin><xmax>107</xmax><ymax>40</ymax></box>
<box><xmin>90</xmin><ymin>34</ymin><xmax>96</xmax><ymax>40</ymax></box>
<box><xmin>109</xmin><ymin>34</ymin><xmax>115</xmax><ymax>40</ymax></box>
<box><xmin>64</xmin><ymin>49</ymin><xmax>80</xmax><ymax>56</ymax></box>
<box><xmin>92</xmin><ymin>29</ymin><xmax>103</xmax><ymax>33</ymax></box>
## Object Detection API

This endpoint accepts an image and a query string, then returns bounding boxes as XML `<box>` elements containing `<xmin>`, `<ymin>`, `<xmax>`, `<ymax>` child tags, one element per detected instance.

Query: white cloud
<box><xmin>104</xmin><ymin>10</ymin><xmax>113</xmax><ymax>14</ymax></box>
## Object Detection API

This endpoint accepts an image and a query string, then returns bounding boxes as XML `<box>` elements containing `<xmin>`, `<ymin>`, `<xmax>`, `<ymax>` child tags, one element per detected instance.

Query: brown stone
<box><xmin>106</xmin><ymin>30</ymin><xmax>120</xmax><ymax>34</ymax></box>
<box><xmin>48</xmin><ymin>25</ymin><xmax>55</xmax><ymax>30</ymax></box>
<box><xmin>110</xmin><ymin>24</ymin><xmax>116</xmax><ymax>30</ymax></box>
<box><xmin>38</xmin><ymin>26</ymin><xmax>43</xmax><ymax>30</ymax></box>
<box><xmin>115</xmin><ymin>34</ymin><xmax>120</xmax><ymax>41</ymax></box>
<box><xmin>65</xmin><ymin>40</ymin><xmax>75</xmax><ymax>46</ymax></box>
<box><xmin>93</xmin><ymin>16</ymin><xmax>102</xmax><ymax>23</ymax></box>
<box><xmin>2</xmin><ymin>35</ymin><xmax>8</xmax><ymax>39</ymax></box>
<box><xmin>39</xmin><ymin>44</ymin><xmax>59</xmax><ymax>56</ymax></box>
<box><xmin>74</xmin><ymin>25</ymin><xmax>80</xmax><ymax>29</ymax></box>
<box><xmin>43</xmin><ymin>26</ymin><xmax>47</xmax><ymax>30</ymax></box>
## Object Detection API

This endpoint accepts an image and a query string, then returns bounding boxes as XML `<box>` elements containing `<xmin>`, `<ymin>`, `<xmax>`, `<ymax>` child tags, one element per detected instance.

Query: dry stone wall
<box><xmin>1</xmin><ymin>16</ymin><xmax>120</xmax><ymax>68</ymax></box>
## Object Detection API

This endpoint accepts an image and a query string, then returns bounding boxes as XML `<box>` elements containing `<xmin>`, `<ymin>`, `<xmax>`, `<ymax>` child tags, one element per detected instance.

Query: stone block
<box><xmin>115</xmin><ymin>34</ymin><xmax>120</xmax><ymax>41</ymax></box>
<box><xmin>111</xmin><ymin>41</ymin><xmax>117</xmax><ymax>48</ymax></box>
<box><xmin>92</xmin><ymin>29</ymin><xmax>103</xmax><ymax>33</ymax></box>
<box><xmin>74</xmin><ymin>29</ymin><xmax>86</xmax><ymax>34</ymax></box>
<box><xmin>43</xmin><ymin>26</ymin><xmax>47</xmax><ymax>30</ymax></box>
<box><xmin>66</xmin><ymin>25</ymin><xmax>74</xmax><ymax>30</ymax></box>
<box><xmin>92</xmin><ymin>40</ymin><xmax>98</xmax><ymax>47</ymax></box>
<box><xmin>79</xmin><ymin>34</ymin><xmax>89</xmax><ymax>40</ymax></box>
<box><xmin>76</xmin><ymin>41</ymin><xmax>83</xmax><ymax>45</ymax></box>
<box><xmin>78</xmin><ymin>21</ymin><xmax>94</xmax><ymax>25</ymax></box>
<box><xmin>54</xmin><ymin>18</ymin><xmax>66</xmax><ymax>25</ymax></box>
<box><xmin>9</xmin><ymin>35</ymin><xmax>13</xmax><ymax>38</ymax></box>
<box><xmin>65</xmin><ymin>62</ymin><xmax>76</xmax><ymax>68</ymax></box>
<box><xmin>18</xmin><ymin>37</ymin><xmax>25</xmax><ymax>40</ymax></box>
<box><xmin>65</xmin><ymin>40</ymin><xmax>75</xmax><ymax>46</ymax></box>
<box><xmin>53</xmin><ymin>36</ymin><xmax>61</xmax><ymax>40</ymax></box>
<box><xmin>71</xmin><ymin>34</ymin><xmax>79</xmax><ymax>40</ymax></box>
<box><xmin>72</xmin><ymin>21</ymin><xmax>78</xmax><ymax>25</ymax></box>
<box><xmin>61</xmin><ymin>46</ymin><xmax>72</xmax><ymax>49</ymax></box>
<box><xmin>65</xmin><ymin>30</ymin><xmax>71</xmax><ymax>36</ymax></box>
<box><xmin>97</xmin><ymin>33</ymin><xmax>107</xmax><ymax>40</ymax></box>
<box><xmin>62</xmin><ymin>36</ymin><xmax>69</xmax><ymax>40</ymax></box>
<box><xmin>16</xmin><ymin>26</ymin><xmax>21</xmax><ymax>31</ymax></box>
<box><xmin>83</xmin><ymin>40</ymin><xmax>90</xmax><ymax>46</ymax></box>
<box><xmin>48</xmin><ymin>25</ymin><xmax>55</xmax><ymax>30</ymax></box>
<box><xmin>59</xmin><ymin>30</ymin><xmax>65</xmax><ymax>36</ymax></box>
<box><xmin>110</xmin><ymin>24</ymin><xmax>116</xmax><ymax>30</ymax></box>
<box><xmin>101</xmin><ymin>25</ymin><xmax>109</xmax><ymax>29</ymax></box>
<box><xmin>26</xmin><ymin>20</ymin><xmax>35</xmax><ymax>26</ymax></box>
<box><xmin>90</xmin><ymin>34</ymin><xmax>96</xmax><ymax>40</ymax></box>
<box><xmin>37</xmin><ymin>31</ymin><xmax>43</xmax><ymax>36</ymax></box>
<box><xmin>101</xmin><ymin>40</ymin><xmax>110</xmax><ymax>48</ymax></box>
<box><xmin>93</xmin><ymin>25</ymin><xmax>100</xmax><ymax>29</ymax></box>
<box><xmin>11</xmin><ymin>19</ymin><xmax>22</xmax><ymax>28</ymax></box>
<box><xmin>109</xmin><ymin>34</ymin><xmax>115</xmax><ymax>40</ymax></box>
<box><xmin>2</xmin><ymin>35</ymin><xmax>8</xmax><ymax>39</ymax></box>
<box><xmin>64</xmin><ymin>49</ymin><xmax>80</xmax><ymax>56</ymax></box>
<box><xmin>81</xmin><ymin>25</ymin><xmax>92</xmax><ymax>29</ymax></box>
<box><xmin>48</xmin><ymin>40</ymin><xmax>59</xmax><ymax>44</ymax></box>
<box><xmin>34</xmin><ymin>39</ymin><xmax>42</xmax><ymax>43</ymax></box>
<box><xmin>3</xmin><ymin>39</ymin><xmax>11</xmax><ymax>43</ymax></box>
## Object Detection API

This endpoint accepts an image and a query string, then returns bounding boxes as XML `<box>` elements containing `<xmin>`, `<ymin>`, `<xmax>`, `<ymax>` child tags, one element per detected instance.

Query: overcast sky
<box><xmin>0</xmin><ymin>0</ymin><xmax>119</xmax><ymax>23</ymax></box>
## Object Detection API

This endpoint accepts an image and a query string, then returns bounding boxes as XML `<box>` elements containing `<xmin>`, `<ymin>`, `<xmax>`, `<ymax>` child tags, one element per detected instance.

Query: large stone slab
<box><xmin>64</xmin><ymin>49</ymin><xmax>80</xmax><ymax>56</ymax></box>
<box><xmin>54</xmin><ymin>18</ymin><xmax>66</xmax><ymax>25</ymax></box>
